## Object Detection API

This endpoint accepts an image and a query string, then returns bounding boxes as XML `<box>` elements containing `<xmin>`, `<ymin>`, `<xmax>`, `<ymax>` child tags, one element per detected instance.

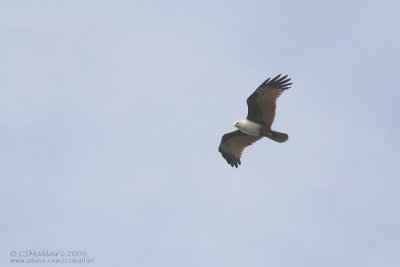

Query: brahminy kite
<box><xmin>218</xmin><ymin>74</ymin><xmax>292</xmax><ymax>168</ymax></box>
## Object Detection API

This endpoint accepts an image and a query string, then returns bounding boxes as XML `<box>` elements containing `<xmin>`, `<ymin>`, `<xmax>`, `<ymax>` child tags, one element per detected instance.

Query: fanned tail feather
<box><xmin>264</xmin><ymin>130</ymin><xmax>288</xmax><ymax>143</ymax></box>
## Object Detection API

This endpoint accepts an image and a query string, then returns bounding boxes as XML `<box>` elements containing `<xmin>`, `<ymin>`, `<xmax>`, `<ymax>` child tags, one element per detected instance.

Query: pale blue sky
<box><xmin>1</xmin><ymin>1</ymin><xmax>400</xmax><ymax>266</ymax></box>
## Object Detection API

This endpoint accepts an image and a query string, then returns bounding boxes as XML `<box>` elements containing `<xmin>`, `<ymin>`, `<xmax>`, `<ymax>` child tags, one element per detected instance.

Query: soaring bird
<box><xmin>218</xmin><ymin>74</ymin><xmax>292</xmax><ymax>168</ymax></box>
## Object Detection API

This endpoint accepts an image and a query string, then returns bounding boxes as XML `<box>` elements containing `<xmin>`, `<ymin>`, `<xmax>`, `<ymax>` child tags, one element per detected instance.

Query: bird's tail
<box><xmin>264</xmin><ymin>130</ymin><xmax>288</xmax><ymax>143</ymax></box>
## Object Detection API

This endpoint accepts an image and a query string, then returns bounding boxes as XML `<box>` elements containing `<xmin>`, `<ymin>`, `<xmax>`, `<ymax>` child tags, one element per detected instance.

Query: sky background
<box><xmin>1</xmin><ymin>0</ymin><xmax>400</xmax><ymax>266</ymax></box>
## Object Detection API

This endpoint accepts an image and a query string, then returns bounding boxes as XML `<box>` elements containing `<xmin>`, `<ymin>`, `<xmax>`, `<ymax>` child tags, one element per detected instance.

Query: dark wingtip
<box><xmin>219</xmin><ymin>147</ymin><xmax>241</xmax><ymax>168</ymax></box>
<box><xmin>270</xmin><ymin>74</ymin><xmax>282</xmax><ymax>82</ymax></box>
<box><xmin>263</xmin><ymin>74</ymin><xmax>292</xmax><ymax>90</ymax></box>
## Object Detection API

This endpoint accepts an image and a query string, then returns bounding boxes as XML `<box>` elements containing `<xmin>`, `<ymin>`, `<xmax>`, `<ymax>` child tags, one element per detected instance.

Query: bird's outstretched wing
<box><xmin>246</xmin><ymin>74</ymin><xmax>292</xmax><ymax>128</ymax></box>
<box><xmin>218</xmin><ymin>130</ymin><xmax>262</xmax><ymax>168</ymax></box>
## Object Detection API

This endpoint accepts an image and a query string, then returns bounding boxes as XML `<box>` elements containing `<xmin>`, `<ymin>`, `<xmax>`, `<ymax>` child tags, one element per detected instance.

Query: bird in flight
<box><xmin>218</xmin><ymin>74</ymin><xmax>292</xmax><ymax>168</ymax></box>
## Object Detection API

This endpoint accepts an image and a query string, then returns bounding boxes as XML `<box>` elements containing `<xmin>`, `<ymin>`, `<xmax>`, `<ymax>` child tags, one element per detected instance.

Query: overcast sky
<box><xmin>1</xmin><ymin>0</ymin><xmax>400</xmax><ymax>266</ymax></box>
